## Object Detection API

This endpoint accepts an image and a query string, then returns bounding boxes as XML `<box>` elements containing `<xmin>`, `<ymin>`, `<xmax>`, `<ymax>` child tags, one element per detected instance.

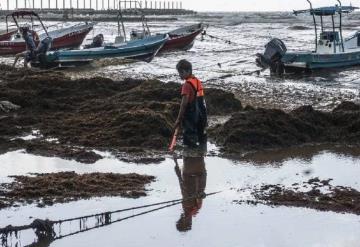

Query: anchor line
<box><xmin>201</xmin><ymin>32</ymin><xmax>243</xmax><ymax>47</ymax></box>
<box><xmin>54</xmin><ymin>200</ymin><xmax>184</xmax><ymax>241</ymax></box>
<box><xmin>151</xmin><ymin>56</ymin><xmax>255</xmax><ymax>75</ymax></box>
<box><xmin>0</xmin><ymin>191</ymin><xmax>221</xmax><ymax>245</ymax></box>
<box><xmin>203</xmin><ymin>68</ymin><xmax>265</xmax><ymax>85</ymax></box>
<box><xmin>51</xmin><ymin>192</ymin><xmax>219</xmax><ymax>225</ymax></box>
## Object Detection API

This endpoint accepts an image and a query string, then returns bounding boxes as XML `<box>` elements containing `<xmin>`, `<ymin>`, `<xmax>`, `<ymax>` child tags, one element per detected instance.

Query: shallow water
<box><xmin>1</xmin><ymin>12</ymin><xmax>360</xmax><ymax>110</ymax></box>
<box><xmin>0</xmin><ymin>146</ymin><xmax>360</xmax><ymax>246</ymax></box>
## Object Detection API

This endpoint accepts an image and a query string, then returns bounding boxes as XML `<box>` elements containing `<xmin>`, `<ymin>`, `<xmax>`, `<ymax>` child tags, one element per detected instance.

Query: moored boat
<box><xmin>0</xmin><ymin>11</ymin><xmax>94</xmax><ymax>56</ymax></box>
<box><xmin>115</xmin><ymin>1</ymin><xmax>204</xmax><ymax>52</ymax></box>
<box><xmin>160</xmin><ymin>23</ymin><xmax>205</xmax><ymax>52</ymax></box>
<box><xmin>32</xmin><ymin>34</ymin><xmax>169</xmax><ymax>68</ymax></box>
<box><xmin>256</xmin><ymin>0</ymin><xmax>360</xmax><ymax>75</ymax></box>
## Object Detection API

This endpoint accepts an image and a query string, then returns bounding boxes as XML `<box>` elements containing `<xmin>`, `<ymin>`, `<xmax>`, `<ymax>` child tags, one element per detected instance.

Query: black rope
<box><xmin>201</xmin><ymin>31</ymin><xmax>242</xmax><ymax>46</ymax></box>
<box><xmin>0</xmin><ymin>191</ymin><xmax>221</xmax><ymax>244</ymax></box>
<box><xmin>54</xmin><ymin>200</ymin><xmax>183</xmax><ymax>241</ymax></box>
<box><xmin>50</xmin><ymin>193</ymin><xmax>216</xmax><ymax>225</ymax></box>
<box><xmin>205</xmin><ymin>68</ymin><xmax>266</xmax><ymax>83</ymax></box>
<box><xmin>153</xmin><ymin>56</ymin><xmax>255</xmax><ymax>76</ymax></box>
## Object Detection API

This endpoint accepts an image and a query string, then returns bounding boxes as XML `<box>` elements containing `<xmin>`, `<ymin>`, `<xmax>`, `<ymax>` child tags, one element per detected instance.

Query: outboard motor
<box><xmin>37</xmin><ymin>37</ymin><xmax>52</xmax><ymax>54</ymax></box>
<box><xmin>256</xmin><ymin>38</ymin><xmax>287</xmax><ymax>75</ymax></box>
<box><xmin>92</xmin><ymin>34</ymin><xmax>104</xmax><ymax>48</ymax></box>
<box><xmin>36</xmin><ymin>37</ymin><xmax>53</xmax><ymax>65</ymax></box>
<box><xmin>84</xmin><ymin>34</ymin><xmax>104</xmax><ymax>49</ymax></box>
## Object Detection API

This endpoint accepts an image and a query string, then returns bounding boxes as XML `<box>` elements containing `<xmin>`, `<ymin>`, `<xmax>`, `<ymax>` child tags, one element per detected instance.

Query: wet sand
<box><xmin>2</xmin><ymin>64</ymin><xmax>360</xmax><ymax>163</ymax></box>
<box><xmin>0</xmin><ymin>64</ymin><xmax>241</xmax><ymax>163</ymax></box>
<box><xmin>212</xmin><ymin>102</ymin><xmax>360</xmax><ymax>155</ymax></box>
<box><xmin>0</xmin><ymin>172</ymin><xmax>154</xmax><ymax>209</ymax></box>
<box><xmin>1</xmin><ymin>63</ymin><xmax>360</xmax><ymax>211</ymax></box>
<box><xmin>238</xmin><ymin>178</ymin><xmax>360</xmax><ymax>215</ymax></box>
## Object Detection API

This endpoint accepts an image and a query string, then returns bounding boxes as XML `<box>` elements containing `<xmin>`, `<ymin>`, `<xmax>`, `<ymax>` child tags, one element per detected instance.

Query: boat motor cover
<box><xmin>36</xmin><ymin>37</ymin><xmax>53</xmax><ymax>65</ymax></box>
<box><xmin>256</xmin><ymin>38</ymin><xmax>287</xmax><ymax>69</ymax></box>
<box><xmin>36</xmin><ymin>37</ymin><xmax>53</xmax><ymax>55</ymax></box>
<box><xmin>84</xmin><ymin>34</ymin><xmax>104</xmax><ymax>49</ymax></box>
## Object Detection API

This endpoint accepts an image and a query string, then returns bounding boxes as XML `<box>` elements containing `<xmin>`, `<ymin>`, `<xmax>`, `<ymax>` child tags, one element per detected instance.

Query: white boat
<box><xmin>256</xmin><ymin>0</ymin><xmax>360</xmax><ymax>75</ymax></box>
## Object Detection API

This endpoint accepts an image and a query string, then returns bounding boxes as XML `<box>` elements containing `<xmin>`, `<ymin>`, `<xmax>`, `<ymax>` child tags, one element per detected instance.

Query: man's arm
<box><xmin>174</xmin><ymin>95</ymin><xmax>189</xmax><ymax>130</ymax></box>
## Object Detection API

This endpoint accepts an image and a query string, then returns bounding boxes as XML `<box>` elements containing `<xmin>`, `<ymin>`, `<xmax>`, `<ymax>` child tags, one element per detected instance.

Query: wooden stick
<box><xmin>169</xmin><ymin>127</ymin><xmax>179</xmax><ymax>152</ymax></box>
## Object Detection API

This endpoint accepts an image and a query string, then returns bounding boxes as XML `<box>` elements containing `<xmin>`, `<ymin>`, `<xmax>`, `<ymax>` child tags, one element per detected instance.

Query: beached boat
<box><xmin>115</xmin><ymin>2</ymin><xmax>203</xmax><ymax>52</ymax></box>
<box><xmin>129</xmin><ymin>19</ymin><xmax>204</xmax><ymax>52</ymax></box>
<box><xmin>30</xmin><ymin>6</ymin><xmax>168</xmax><ymax>68</ymax></box>
<box><xmin>160</xmin><ymin>23</ymin><xmax>205</xmax><ymax>52</ymax></box>
<box><xmin>32</xmin><ymin>34</ymin><xmax>169</xmax><ymax>68</ymax></box>
<box><xmin>0</xmin><ymin>11</ymin><xmax>94</xmax><ymax>55</ymax></box>
<box><xmin>256</xmin><ymin>0</ymin><xmax>360</xmax><ymax>74</ymax></box>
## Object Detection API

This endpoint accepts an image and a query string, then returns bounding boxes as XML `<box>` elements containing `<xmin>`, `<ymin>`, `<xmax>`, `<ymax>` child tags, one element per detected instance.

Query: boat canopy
<box><xmin>7</xmin><ymin>11</ymin><xmax>39</xmax><ymax>18</ymax></box>
<box><xmin>294</xmin><ymin>5</ymin><xmax>358</xmax><ymax>16</ymax></box>
<box><xmin>5</xmin><ymin>10</ymin><xmax>49</xmax><ymax>36</ymax></box>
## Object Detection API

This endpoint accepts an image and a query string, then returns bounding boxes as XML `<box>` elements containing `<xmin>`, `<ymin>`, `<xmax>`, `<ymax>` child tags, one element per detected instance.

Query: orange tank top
<box><xmin>186</xmin><ymin>76</ymin><xmax>204</xmax><ymax>97</ymax></box>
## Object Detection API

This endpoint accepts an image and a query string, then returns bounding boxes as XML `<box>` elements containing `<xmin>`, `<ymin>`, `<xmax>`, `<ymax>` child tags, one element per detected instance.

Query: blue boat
<box><xmin>256</xmin><ymin>0</ymin><xmax>360</xmax><ymax>75</ymax></box>
<box><xmin>31</xmin><ymin>5</ymin><xmax>167</xmax><ymax>69</ymax></box>
<box><xmin>33</xmin><ymin>34</ymin><xmax>168</xmax><ymax>68</ymax></box>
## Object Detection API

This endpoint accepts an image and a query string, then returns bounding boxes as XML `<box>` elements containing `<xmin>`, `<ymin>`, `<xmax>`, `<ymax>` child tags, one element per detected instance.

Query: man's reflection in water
<box><xmin>174</xmin><ymin>149</ymin><xmax>207</xmax><ymax>232</ymax></box>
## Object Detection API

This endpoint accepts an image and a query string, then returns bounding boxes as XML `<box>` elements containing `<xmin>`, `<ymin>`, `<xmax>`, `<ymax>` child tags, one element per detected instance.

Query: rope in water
<box><xmin>152</xmin><ymin>56</ymin><xmax>258</xmax><ymax>75</ymax></box>
<box><xmin>201</xmin><ymin>31</ymin><xmax>244</xmax><ymax>47</ymax></box>
<box><xmin>0</xmin><ymin>191</ymin><xmax>221</xmax><ymax>238</ymax></box>
<box><xmin>54</xmin><ymin>200</ymin><xmax>184</xmax><ymax>241</ymax></box>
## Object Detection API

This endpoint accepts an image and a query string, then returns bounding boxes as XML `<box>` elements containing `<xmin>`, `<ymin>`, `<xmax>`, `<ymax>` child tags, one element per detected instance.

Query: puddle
<box><xmin>0</xmin><ymin>146</ymin><xmax>360</xmax><ymax>246</ymax></box>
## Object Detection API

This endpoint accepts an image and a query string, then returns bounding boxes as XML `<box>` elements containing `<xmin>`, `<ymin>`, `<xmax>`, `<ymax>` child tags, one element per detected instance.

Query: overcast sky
<box><xmin>0</xmin><ymin>0</ymin><xmax>355</xmax><ymax>11</ymax></box>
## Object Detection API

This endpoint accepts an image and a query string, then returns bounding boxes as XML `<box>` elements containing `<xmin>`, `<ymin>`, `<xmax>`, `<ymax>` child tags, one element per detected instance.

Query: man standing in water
<box><xmin>173</xmin><ymin>59</ymin><xmax>208</xmax><ymax>231</ymax></box>
<box><xmin>174</xmin><ymin>59</ymin><xmax>208</xmax><ymax>148</ymax></box>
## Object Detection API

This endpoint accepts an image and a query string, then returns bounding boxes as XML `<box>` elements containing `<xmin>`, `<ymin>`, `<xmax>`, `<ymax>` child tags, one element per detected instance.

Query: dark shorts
<box><xmin>182</xmin><ymin>118</ymin><xmax>207</xmax><ymax>148</ymax></box>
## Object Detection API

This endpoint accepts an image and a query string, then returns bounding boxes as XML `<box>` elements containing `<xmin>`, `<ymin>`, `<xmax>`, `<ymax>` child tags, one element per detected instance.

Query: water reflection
<box><xmin>237</xmin><ymin>144</ymin><xmax>360</xmax><ymax>166</ymax></box>
<box><xmin>174</xmin><ymin>150</ymin><xmax>207</xmax><ymax>232</ymax></box>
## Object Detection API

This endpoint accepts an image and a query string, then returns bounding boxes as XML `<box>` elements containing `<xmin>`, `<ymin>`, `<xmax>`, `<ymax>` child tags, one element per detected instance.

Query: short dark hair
<box><xmin>176</xmin><ymin>59</ymin><xmax>192</xmax><ymax>74</ymax></box>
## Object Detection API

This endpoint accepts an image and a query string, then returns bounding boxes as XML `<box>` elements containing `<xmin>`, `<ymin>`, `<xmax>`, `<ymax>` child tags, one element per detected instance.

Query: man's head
<box><xmin>176</xmin><ymin>59</ymin><xmax>192</xmax><ymax>80</ymax></box>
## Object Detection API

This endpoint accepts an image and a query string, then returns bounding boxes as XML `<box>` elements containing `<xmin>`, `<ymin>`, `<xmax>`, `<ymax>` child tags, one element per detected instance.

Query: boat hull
<box><xmin>32</xmin><ymin>34</ymin><xmax>168</xmax><ymax>68</ymax></box>
<box><xmin>0</xmin><ymin>24</ymin><xmax>93</xmax><ymax>55</ymax></box>
<box><xmin>282</xmin><ymin>51</ymin><xmax>360</xmax><ymax>70</ymax></box>
<box><xmin>160</xmin><ymin>23</ymin><xmax>204</xmax><ymax>52</ymax></box>
<box><xmin>0</xmin><ymin>30</ymin><xmax>17</xmax><ymax>42</ymax></box>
